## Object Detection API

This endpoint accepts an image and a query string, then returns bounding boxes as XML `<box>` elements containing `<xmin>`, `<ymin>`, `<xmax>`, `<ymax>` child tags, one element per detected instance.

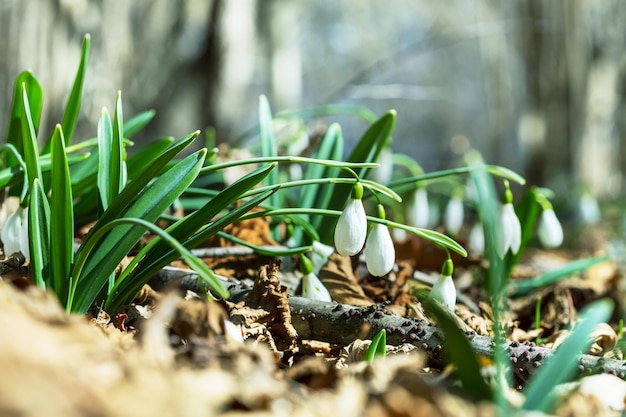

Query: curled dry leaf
<box><xmin>230</xmin><ymin>259</ymin><xmax>298</xmax><ymax>360</ymax></box>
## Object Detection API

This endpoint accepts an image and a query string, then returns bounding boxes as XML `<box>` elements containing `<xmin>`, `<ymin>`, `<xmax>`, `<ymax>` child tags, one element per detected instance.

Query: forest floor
<box><xmin>0</xmin><ymin>216</ymin><xmax>625</xmax><ymax>417</ymax></box>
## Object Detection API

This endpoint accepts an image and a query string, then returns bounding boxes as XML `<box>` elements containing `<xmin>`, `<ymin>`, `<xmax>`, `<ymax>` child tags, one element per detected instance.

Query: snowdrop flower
<box><xmin>429</xmin><ymin>258</ymin><xmax>456</xmax><ymax>311</ymax></box>
<box><xmin>300</xmin><ymin>254</ymin><xmax>332</xmax><ymax>302</ymax></box>
<box><xmin>538</xmin><ymin>207</ymin><xmax>563</xmax><ymax>248</ymax></box>
<box><xmin>364</xmin><ymin>205</ymin><xmax>395</xmax><ymax>277</ymax></box>
<box><xmin>468</xmin><ymin>221</ymin><xmax>485</xmax><ymax>255</ymax></box>
<box><xmin>406</xmin><ymin>187</ymin><xmax>429</xmax><ymax>228</ymax></box>
<box><xmin>579</xmin><ymin>191</ymin><xmax>601</xmax><ymax>225</ymax></box>
<box><xmin>334</xmin><ymin>183</ymin><xmax>367</xmax><ymax>256</ymax></box>
<box><xmin>445</xmin><ymin>190</ymin><xmax>464</xmax><ymax>236</ymax></box>
<box><xmin>496</xmin><ymin>183</ymin><xmax>521</xmax><ymax>258</ymax></box>
<box><xmin>1</xmin><ymin>206</ymin><xmax>29</xmax><ymax>258</ymax></box>
<box><xmin>310</xmin><ymin>241</ymin><xmax>335</xmax><ymax>274</ymax></box>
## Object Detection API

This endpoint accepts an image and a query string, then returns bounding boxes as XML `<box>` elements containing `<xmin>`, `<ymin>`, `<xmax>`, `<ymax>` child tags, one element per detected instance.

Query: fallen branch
<box><xmin>149</xmin><ymin>269</ymin><xmax>626</xmax><ymax>381</ymax></box>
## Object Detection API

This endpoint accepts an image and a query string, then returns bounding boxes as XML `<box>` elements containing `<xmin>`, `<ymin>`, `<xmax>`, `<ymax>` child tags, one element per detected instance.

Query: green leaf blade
<box><xmin>50</xmin><ymin>125</ymin><xmax>74</xmax><ymax>301</ymax></box>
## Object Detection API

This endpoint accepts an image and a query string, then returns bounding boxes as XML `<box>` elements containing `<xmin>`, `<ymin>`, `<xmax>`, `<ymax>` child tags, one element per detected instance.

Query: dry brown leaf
<box><xmin>319</xmin><ymin>253</ymin><xmax>374</xmax><ymax>306</ymax></box>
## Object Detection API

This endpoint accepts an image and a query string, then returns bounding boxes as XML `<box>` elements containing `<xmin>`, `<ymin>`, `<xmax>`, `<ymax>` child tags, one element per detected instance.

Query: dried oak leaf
<box><xmin>319</xmin><ymin>253</ymin><xmax>374</xmax><ymax>307</ymax></box>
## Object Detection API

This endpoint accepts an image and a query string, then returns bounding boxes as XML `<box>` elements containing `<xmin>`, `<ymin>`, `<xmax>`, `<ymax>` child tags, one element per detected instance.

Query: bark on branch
<box><xmin>150</xmin><ymin>269</ymin><xmax>626</xmax><ymax>381</ymax></box>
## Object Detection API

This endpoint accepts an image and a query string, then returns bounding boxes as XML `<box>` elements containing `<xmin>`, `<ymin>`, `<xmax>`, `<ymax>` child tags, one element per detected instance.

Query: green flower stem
<box><xmin>187</xmin><ymin>176</ymin><xmax>402</xmax><ymax>203</ymax></box>
<box><xmin>68</xmin><ymin>217</ymin><xmax>228</xmax><ymax>312</ymax></box>
<box><xmin>387</xmin><ymin>164</ymin><xmax>526</xmax><ymax>189</ymax></box>
<box><xmin>199</xmin><ymin>156</ymin><xmax>378</xmax><ymax>175</ymax></box>
<box><xmin>237</xmin><ymin>208</ymin><xmax>467</xmax><ymax>257</ymax></box>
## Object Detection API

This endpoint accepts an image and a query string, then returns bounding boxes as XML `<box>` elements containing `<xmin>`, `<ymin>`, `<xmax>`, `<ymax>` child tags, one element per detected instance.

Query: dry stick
<box><xmin>149</xmin><ymin>269</ymin><xmax>626</xmax><ymax>381</ymax></box>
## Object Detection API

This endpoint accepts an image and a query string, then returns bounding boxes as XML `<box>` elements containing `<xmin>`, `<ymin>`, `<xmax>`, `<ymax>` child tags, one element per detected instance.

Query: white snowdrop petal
<box><xmin>430</xmin><ymin>275</ymin><xmax>456</xmax><ymax>311</ymax></box>
<box><xmin>445</xmin><ymin>197</ymin><xmax>464</xmax><ymax>235</ymax></box>
<box><xmin>468</xmin><ymin>222</ymin><xmax>485</xmax><ymax>255</ymax></box>
<box><xmin>498</xmin><ymin>203</ymin><xmax>521</xmax><ymax>257</ymax></box>
<box><xmin>334</xmin><ymin>199</ymin><xmax>367</xmax><ymax>256</ymax></box>
<box><xmin>1</xmin><ymin>210</ymin><xmax>21</xmax><ymax>256</ymax></box>
<box><xmin>407</xmin><ymin>188</ymin><xmax>429</xmax><ymax>228</ymax></box>
<box><xmin>310</xmin><ymin>241</ymin><xmax>335</xmax><ymax>274</ymax></box>
<box><xmin>364</xmin><ymin>223</ymin><xmax>395</xmax><ymax>276</ymax></box>
<box><xmin>538</xmin><ymin>209</ymin><xmax>563</xmax><ymax>248</ymax></box>
<box><xmin>19</xmin><ymin>208</ymin><xmax>30</xmax><ymax>259</ymax></box>
<box><xmin>302</xmin><ymin>272</ymin><xmax>332</xmax><ymax>302</ymax></box>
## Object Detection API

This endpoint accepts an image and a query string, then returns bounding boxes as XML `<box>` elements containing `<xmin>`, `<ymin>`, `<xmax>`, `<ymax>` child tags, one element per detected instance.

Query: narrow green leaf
<box><xmin>364</xmin><ymin>329</ymin><xmax>387</xmax><ymax>363</ymax></box>
<box><xmin>109</xmin><ymin>165</ymin><xmax>276</xmax><ymax>310</ymax></box>
<box><xmin>70</xmin><ymin>148</ymin><xmax>206</xmax><ymax>313</ymax></box>
<box><xmin>21</xmin><ymin>83</ymin><xmax>43</xmax><ymax>197</ymax></box>
<box><xmin>60</xmin><ymin>34</ymin><xmax>90</xmax><ymax>145</ymax></box>
<box><xmin>50</xmin><ymin>125</ymin><xmax>74</xmax><ymax>301</ymax></box>
<box><xmin>509</xmin><ymin>255</ymin><xmax>610</xmax><ymax>297</ymax></box>
<box><xmin>97</xmin><ymin>108</ymin><xmax>113</xmax><ymax>209</ymax></box>
<box><xmin>124</xmin><ymin>109</ymin><xmax>156</xmax><ymax>138</ymax></box>
<box><xmin>6</xmin><ymin>71</ymin><xmax>42</xmax><ymax>167</ymax></box>
<box><xmin>522</xmin><ymin>299</ymin><xmax>614</xmax><ymax>412</ymax></box>
<box><xmin>88</xmin><ymin>131</ymin><xmax>198</xmax><ymax>231</ymax></box>
<box><xmin>111</xmin><ymin>92</ymin><xmax>126</xmax><ymax>198</ymax></box>
<box><xmin>425</xmin><ymin>297</ymin><xmax>492</xmax><ymax>401</ymax></box>
<box><xmin>126</xmin><ymin>137</ymin><xmax>173</xmax><ymax>179</ymax></box>
<box><xmin>28</xmin><ymin>179</ymin><xmax>50</xmax><ymax>289</ymax></box>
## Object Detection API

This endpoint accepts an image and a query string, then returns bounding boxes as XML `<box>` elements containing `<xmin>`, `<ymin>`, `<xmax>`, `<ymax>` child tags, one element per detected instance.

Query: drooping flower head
<box><xmin>496</xmin><ymin>181</ymin><xmax>521</xmax><ymax>258</ymax></box>
<box><xmin>535</xmin><ymin>194</ymin><xmax>563</xmax><ymax>249</ymax></box>
<box><xmin>364</xmin><ymin>204</ymin><xmax>395</xmax><ymax>277</ymax></box>
<box><xmin>407</xmin><ymin>187</ymin><xmax>429</xmax><ymax>229</ymax></box>
<box><xmin>1</xmin><ymin>206</ymin><xmax>29</xmax><ymax>259</ymax></box>
<box><xmin>429</xmin><ymin>257</ymin><xmax>456</xmax><ymax>311</ymax></box>
<box><xmin>300</xmin><ymin>254</ymin><xmax>332</xmax><ymax>302</ymax></box>
<box><xmin>334</xmin><ymin>182</ymin><xmax>367</xmax><ymax>257</ymax></box>
<box><xmin>468</xmin><ymin>221</ymin><xmax>485</xmax><ymax>256</ymax></box>
<box><xmin>445</xmin><ymin>187</ymin><xmax>465</xmax><ymax>236</ymax></box>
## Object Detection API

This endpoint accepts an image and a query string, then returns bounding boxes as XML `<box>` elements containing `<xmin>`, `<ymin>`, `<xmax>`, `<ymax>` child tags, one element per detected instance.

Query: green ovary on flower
<box><xmin>364</xmin><ymin>223</ymin><xmax>395</xmax><ymax>277</ymax></box>
<box><xmin>334</xmin><ymin>197</ymin><xmax>367</xmax><ymax>257</ymax></box>
<box><xmin>538</xmin><ymin>208</ymin><xmax>563</xmax><ymax>249</ymax></box>
<box><xmin>1</xmin><ymin>207</ymin><xmax>29</xmax><ymax>259</ymax></box>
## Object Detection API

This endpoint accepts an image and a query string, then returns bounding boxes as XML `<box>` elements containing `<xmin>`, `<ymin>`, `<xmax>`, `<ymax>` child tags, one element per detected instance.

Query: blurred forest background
<box><xmin>1</xmin><ymin>0</ymin><xmax>625</xmax><ymax>205</ymax></box>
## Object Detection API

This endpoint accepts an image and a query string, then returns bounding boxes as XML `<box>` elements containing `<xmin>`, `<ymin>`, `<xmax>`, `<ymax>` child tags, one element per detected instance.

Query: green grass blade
<box><xmin>6</xmin><ymin>71</ymin><xmax>42</xmax><ymax>167</ymax></box>
<box><xmin>28</xmin><ymin>179</ymin><xmax>50</xmax><ymax>289</ymax></box>
<box><xmin>97</xmin><ymin>108</ymin><xmax>113</xmax><ymax>209</ymax></box>
<box><xmin>69</xmin><ymin>149</ymin><xmax>206</xmax><ymax>313</ymax></box>
<box><xmin>60</xmin><ymin>34</ymin><xmax>90</xmax><ymax>145</ymax></box>
<box><xmin>123</xmin><ymin>109</ymin><xmax>155</xmax><ymax>138</ymax></box>
<box><xmin>508</xmin><ymin>255</ymin><xmax>610</xmax><ymax>297</ymax></box>
<box><xmin>50</xmin><ymin>125</ymin><xmax>74</xmax><ymax>301</ymax></box>
<box><xmin>20</xmin><ymin>83</ymin><xmax>43</xmax><ymax>196</ymax></box>
<box><xmin>425</xmin><ymin>297</ymin><xmax>492</xmax><ymax>401</ymax></box>
<box><xmin>216</xmin><ymin>231</ymin><xmax>311</xmax><ymax>256</ymax></box>
<box><xmin>522</xmin><ymin>299</ymin><xmax>614</xmax><ymax>412</ymax></box>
